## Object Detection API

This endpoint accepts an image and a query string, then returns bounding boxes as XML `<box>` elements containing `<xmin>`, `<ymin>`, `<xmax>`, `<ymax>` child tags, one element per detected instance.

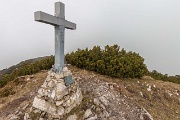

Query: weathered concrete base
<box><xmin>31</xmin><ymin>67</ymin><xmax>83</xmax><ymax>119</ymax></box>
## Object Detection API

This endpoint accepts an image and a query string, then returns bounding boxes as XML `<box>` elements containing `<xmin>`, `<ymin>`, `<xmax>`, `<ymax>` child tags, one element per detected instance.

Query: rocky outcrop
<box><xmin>30</xmin><ymin>67</ymin><xmax>83</xmax><ymax>119</ymax></box>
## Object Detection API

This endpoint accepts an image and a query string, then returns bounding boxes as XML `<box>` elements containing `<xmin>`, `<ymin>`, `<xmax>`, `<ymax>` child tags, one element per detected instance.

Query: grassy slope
<box><xmin>0</xmin><ymin>66</ymin><xmax>179</xmax><ymax>120</ymax></box>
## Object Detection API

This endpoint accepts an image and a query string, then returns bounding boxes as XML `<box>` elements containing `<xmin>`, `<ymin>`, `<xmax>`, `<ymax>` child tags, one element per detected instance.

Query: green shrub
<box><xmin>65</xmin><ymin>44</ymin><xmax>148</xmax><ymax>78</ymax></box>
<box><xmin>148</xmin><ymin>70</ymin><xmax>180</xmax><ymax>84</ymax></box>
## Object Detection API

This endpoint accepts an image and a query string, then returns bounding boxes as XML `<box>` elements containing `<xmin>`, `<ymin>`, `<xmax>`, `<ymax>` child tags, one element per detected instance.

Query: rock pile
<box><xmin>31</xmin><ymin>67</ymin><xmax>83</xmax><ymax>119</ymax></box>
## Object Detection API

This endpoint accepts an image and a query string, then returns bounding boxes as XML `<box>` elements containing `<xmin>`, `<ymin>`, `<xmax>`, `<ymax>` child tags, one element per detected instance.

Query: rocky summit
<box><xmin>0</xmin><ymin>66</ymin><xmax>179</xmax><ymax>120</ymax></box>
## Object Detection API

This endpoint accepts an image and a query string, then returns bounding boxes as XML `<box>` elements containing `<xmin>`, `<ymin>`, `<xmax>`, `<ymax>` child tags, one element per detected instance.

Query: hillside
<box><xmin>0</xmin><ymin>66</ymin><xmax>179</xmax><ymax>120</ymax></box>
<box><xmin>0</xmin><ymin>56</ymin><xmax>48</xmax><ymax>79</ymax></box>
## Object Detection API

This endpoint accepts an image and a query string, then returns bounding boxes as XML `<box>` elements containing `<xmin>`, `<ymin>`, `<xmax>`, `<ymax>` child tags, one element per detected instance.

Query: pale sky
<box><xmin>0</xmin><ymin>0</ymin><xmax>180</xmax><ymax>76</ymax></box>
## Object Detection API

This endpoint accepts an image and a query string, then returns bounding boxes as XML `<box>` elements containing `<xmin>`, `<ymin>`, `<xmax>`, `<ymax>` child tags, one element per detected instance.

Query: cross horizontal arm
<box><xmin>34</xmin><ymin>11</ymin><xmax>76</xmax><ymax>30</ymax></box>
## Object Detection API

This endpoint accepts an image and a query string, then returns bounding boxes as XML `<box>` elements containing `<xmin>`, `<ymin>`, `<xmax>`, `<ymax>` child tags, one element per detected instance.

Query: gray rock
<box><xmin>7</xmin><ymin>114</ymin><xmax>19</xmax><ymax>120</ymax></box>
<box><xmin>51</xmin><ymin>90</ymin><xmax>56</xmax><ymax>99</ymax></box>
<box><xmin>24</xmin><ymin>113</ymin><xmax>30</xmax><ymax>120</ymax></box>
<box><xmin>94</xmin><ymin>98</ymin><xmax>100</xmax><ymax>106</ymax></box>
<box><xmin>84</xmin><ymin>109</ymin><xmax>93</xmax><ymax>119</ymax></box>
<box><xmin>99</xmin><ymin>96</ymin><xmax>108</xmax><ymax>106</ymax></box>
<box><xmin>56</xmin><ymin>83</ymin><xmax>67</xmax><ymax>92</ymax></box>
<box><xmin>86</xmin><ymin>114</ymin><xmax>98</xmax><ymax>120</ymax></box>
<box><xmin>57</xmin><ymin>107</ymin><xmax>65</xmax><ymax>116</ymax></box>
<box><xmin>67</xmin><ymin>115</ymin><xmax>77</xmax><ymax>120</ymax></box>
<box><xmin>65</xmin><ymin>103</ymin><xmax>76</xmax><ymax>114</ymax></box>
<box><xmin>48</xmin><ymin>80</ymin><xmax>56</xmax><ymax>88</ymax></box>
<box><xmin>55</xmin><ymin>73</ymin><xmax>64</xmax><ymax>79</ymax></box>
<box><xmin>56</xmin><ymin>100</ymin><xmax>64</xmax><ymax>106</ymax></box>
<box><xmin>140</xmin><ymin>108</ymin><xmax>154</xmax><ymax>120</ymax></box>
<box><xmin>32</xmin><ymin>97</ymin><xmax>50</xmax><ymax>112</ymax></box>
<box><xmin>47</xmin><ymin>105</ymin><xmax>57</xmax><ymax>115</ymax></box>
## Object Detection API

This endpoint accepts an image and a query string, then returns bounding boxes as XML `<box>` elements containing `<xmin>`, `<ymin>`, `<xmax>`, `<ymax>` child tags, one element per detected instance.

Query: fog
<box><xmin>0</xmin><ymin>0</ymin><xmax>180</xmax><ymax>75</ymax></box>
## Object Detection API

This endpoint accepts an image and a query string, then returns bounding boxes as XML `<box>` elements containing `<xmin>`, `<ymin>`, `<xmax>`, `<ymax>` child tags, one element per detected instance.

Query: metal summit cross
<box><xmin>34</xmin><ymin>2</ymin><xmax>76</xmax><ymax>73</ymax></box>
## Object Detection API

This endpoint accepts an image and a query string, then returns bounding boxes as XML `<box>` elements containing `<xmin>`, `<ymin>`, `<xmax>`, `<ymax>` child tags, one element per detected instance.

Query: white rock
<box><xmin>41</xmin><ymin>82</ymin><xmax>47</xmax><ymax>88</ymax></box>
<box><xmin>86</xmin><ymin>114</ymin><xmax>98</xmax><ymax>120</ymax></box>
<box><xmin>84</xmin><ymin>109</ymin><xmax>93</xmax><ymax>119</ymax></box>
<box><xmin>75</xmin><ymin>90</ymin><xmax>83</xmax><ymax>105</ymax></box>
<box><xmin>7</xmin><ymin>114</ymin><xmax>19</xmax><ymax>120</ymax></box>
<box><xmin>63</xmin><ymin>99</ymin><xmax>71</xmax><ymax>107</ymax></box>
<box><xmin>32</xmin><ymin>97</ymin><xmax>49</xmax><ymax>112</ymax></box>
<box><xmin>50</xmin><ymin>72</ymin><xmax>56</xmax><ymax>77</ymax></box>
<box><xmin>56</xmin><ymin>88</ymin><xmax>68</xmax><ymax>99</ymax></box>
<box><xmin>56</xmin><ymin>83</ymin><xmax>67</xmax><ymax>92</ymax></box>
<box><xmin>57</xmin><ymin>106</ymin><xmax>65</xmax><ymax>116</ymax></box>
<box><xmin>57</xmin><ymin>79</ymin><xmax>65</xmax><ymax>83</ymax></box>
<box><xmin>67</xmin><ymin>115</ymin><xmax>77</xmax><ymax>120</ymax></box>
<box><xmin>62</xmin><ymin>67</ymin><xmax>68</xmax><ymax>72</ymax></box>
<box><xmin>55</xmin><ymin>73</ymin><xmax>64</xmax><ymax>79</ymax></box>
<box><xmin>147</xmin><ymin>86</ymin><xmax>151</xmax><ymax>92</ymax></box>
<box><xmin>24</xmin><ymin>113</ymin><xmax>30</xmax><ymax>120</ymax></box>
<box><xmin>99</xmin><ymin>96</ymin><xmax>108</xmax><ymax>106</ymax></box>
<box><xmin>51</xmin><ymin>90</ymin><xmax>56</xmax><ymax>99</ymax></box>
<box><xmin>56</xmin><ymin>100</ymin><xmax>64</xmax><ymax>106</ymax></box>
<box><xmin>37</xmin><ymin>88</ymin><xmax>44</xmax><ymax>96</ymax></box>
<box><xmin>65</xmin><ymin>103</ymin><xmax>76</xmax><ymax>114</ymax></box>
<box><xmin>47</xmin><ymin>105</ymin><xmax>57</xmax><ymax>115</ymax></box>
<box><xmin>62</xmin><ymin>67</ymin><xmax>72</xmax><ymax>77</ymax></box>
<box><xmin>94</xmin><ymin>98</ymin><xmax>100</xmax><ymax>106</ymax></box>
<box><xmin>48</xmin><ymin>80</ymin><xmax>55</xmax><ymax>88</ymax></box>
<box><xmin>140</xmin><ymin>92</ymin><xmax>143</xmax><ymax>97</ymax></box>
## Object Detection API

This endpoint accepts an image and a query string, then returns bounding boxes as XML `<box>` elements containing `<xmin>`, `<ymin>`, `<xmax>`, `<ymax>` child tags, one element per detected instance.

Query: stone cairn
<box><xmin>31</xmin><ymin>67</ymin><xmax>83</xmax><ymax>119</ymax></box>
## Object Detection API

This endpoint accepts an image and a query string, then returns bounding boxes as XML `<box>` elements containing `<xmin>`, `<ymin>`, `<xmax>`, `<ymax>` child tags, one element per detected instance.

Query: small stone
<box><xmin>84</xmin><ymin>109</ymin><xmax>93</xmax><ymax>119</ymax></box>
<box><xmin>65</xmin><ymin>103</ymin><xmax>76</xmax><ymax>114</ymax></box>
<box><xmin>38</xmin><ymin>88</ymin><xmax>44</xmax><ymax>96</ymax></box>
<box><xmin>32</xmin><ymin>97</ymin><xmax>49</xmax><ymax>112</ymax></box>
<box><xmin>47</xmin><ymin>105</ymin><xmax>57</xmax><ymax>115</ymax></box>
<box><xmin>50</xmin><ymin>72</ymin><xmax>56</xmax><ymax>77</ymax></box>
<box><xmin>67</xmin><ymin>114</ymin><xmax>77</xmax><ymax>120</ymax></box>
<box><xmin>39</xmin><ymin>118</ymin><xmax>44</xmax><ymax>120</ymax></box>
<box><xmin>62</xmin><ymin>67</ymin><xmax>68</xmax><ymax>72</ymax></box>
<box><xmin>7</xmin><ymin>114</ymin><xmax>19</xmax><ymax>120</ymax></box>
<box><xmin>56</xmin><ymin>100</ymin><xmax>64</xmax><ymax>106</ymax></box>
<box><xmin>147</xmin><ymin>86</ymin><xmax>151</xmax><ymax>92</ymax></box>
<box><xmin>22</xmin><ymin>104</ymin><xmax>29</xmax><ymax>110</ymax></box>
<box><xmin>75</xmin><ymin>90</ymin><xmax>83</xmax><ymax>105</ymax></box>
<box><xmin>48</xmin><ymin>80</ymin><xmax>55</xmax><ymax>88</ymax></box>
<box><xmin>30</xmin><ymin>75</ymin><xmax>34</xmax><ymax>79</ymax></box>
<box><xmin>57</xmin><ymin>107</ymin><xmax>65</xmax><ymax>116</ymax></box>
<box><xmin>56</xmin><ymin>89</ymin><xmax>69</xmax><ymax>100</ymax></box>
<box><xmin>94</xmin><ymin>98</ymin><xmax>100</xmax><ymax>106</ymax></box>
<box><xmin>24</xmin><ymin>113</ymin><xmax>30</xmax><ymax>120</ymax></box>
<box><xmin>64</xmin><ymin>95</ymin><xmax>70</xmax><ymax>101</ymax></box>
<box><xmin>99</xmin><ymin>96</ymin><xmax>108</xmax><ymax>106</ymax></box>
<box><xmin>41</xmin><ymin>82</ymin><xmax>47</xmax><ymax>88</ymax></box>
<box><xmin>86</xmin><ymin>114</ymin><xmax>97</xmax><ymax>120</ymax></box>
<box><xmin>57</xmin><ymin>79</ymin><xmax>65</xmax><ymax>83</ymax></box>
<box><xmin>55</xmin><ymin>73</ymin><xmax>65</xmax><ymax>79</ymax></box>
<box><xmin>56</xmin><ymin>83</ymin><xmax>67</xmax><ymax>92</ymax></box>
<box><xmin>51</xmin><ymin>90</ymin><xmax>56</xmax><ymax>99</ymax></box>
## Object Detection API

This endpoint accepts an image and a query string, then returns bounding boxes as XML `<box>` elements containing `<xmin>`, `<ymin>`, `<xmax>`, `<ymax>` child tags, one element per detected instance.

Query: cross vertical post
<box><xmin>54</xmin><ymin>2</ymin><xmax>65</xmax><ymax>73</ymax></box>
